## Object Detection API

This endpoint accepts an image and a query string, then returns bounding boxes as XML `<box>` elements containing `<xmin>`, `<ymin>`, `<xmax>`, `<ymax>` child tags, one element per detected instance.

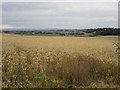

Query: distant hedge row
<box><xmin>85</xmin><ymin>28</ymin><xmax>120</xmax><ymax>35</ymax></box>
<box><xmin>3</xmin><ymin>31</ymin><xmax>84</xmax><ymax>36</ymax></box>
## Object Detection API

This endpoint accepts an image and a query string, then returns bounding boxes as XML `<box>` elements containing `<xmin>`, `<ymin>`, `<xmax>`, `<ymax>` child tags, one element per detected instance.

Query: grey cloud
<box><xmin>2</xmin><ymin>2</ymin><xmax>118</xmax><ymax>29</ymax></box>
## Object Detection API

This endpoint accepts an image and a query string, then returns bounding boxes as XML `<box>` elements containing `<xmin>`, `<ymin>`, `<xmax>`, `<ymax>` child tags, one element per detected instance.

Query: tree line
<box><xmin>85</xmin><ymin>28</ymin><xmax>120</xmax><ymax>35</ymax></box>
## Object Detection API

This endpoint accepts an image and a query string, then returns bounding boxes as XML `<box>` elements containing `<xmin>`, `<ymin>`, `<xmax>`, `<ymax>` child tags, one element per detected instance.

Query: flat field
<box><xmin>2</xmin><ymin>34</ymin><xmax>119</xmax><ymax>88</ymax></box>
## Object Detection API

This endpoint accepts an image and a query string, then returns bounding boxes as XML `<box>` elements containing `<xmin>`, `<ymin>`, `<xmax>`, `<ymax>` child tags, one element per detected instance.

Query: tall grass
<box><xmin>2</xmin><ymin>34</ymin><xmax>119</xmax><ymax>88</ymax></box>
<box><xmin>2</xmin><ymin>45</ymin><xmax>119</xmax><ymax>88</ymax></box>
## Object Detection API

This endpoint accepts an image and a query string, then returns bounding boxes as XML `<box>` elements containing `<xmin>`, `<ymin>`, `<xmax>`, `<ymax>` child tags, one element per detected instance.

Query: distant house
<box><xmin>79</xmin><ymin>35</ymin><xmax>89</xmax><ymax>37</ymax></box>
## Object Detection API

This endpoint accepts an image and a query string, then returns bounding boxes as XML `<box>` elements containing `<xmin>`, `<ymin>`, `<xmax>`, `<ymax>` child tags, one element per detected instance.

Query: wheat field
<box><xmin>2</xmin><ymin>34</ymin><xmax>119</xmax><ymax>88</ymax></box>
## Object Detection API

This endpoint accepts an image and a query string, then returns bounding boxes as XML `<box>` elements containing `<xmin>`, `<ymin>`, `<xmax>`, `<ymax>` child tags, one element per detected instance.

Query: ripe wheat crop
<box><xmin>2</xmin><ymin>34</ymin><xmax>119</xmax><ymax>88</ymax></box>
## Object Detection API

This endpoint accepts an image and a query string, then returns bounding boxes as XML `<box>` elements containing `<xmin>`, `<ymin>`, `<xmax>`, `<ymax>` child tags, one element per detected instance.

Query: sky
<box><xmin>1</xmin><ymin>2</ymin><xmax>118</xmax><ymax>29</ymax></box>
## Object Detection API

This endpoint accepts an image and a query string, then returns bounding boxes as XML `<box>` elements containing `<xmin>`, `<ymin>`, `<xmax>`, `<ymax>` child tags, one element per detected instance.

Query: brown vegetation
<box><xmin>2</xmin><ymin>34</ymin><xmax>119</xmax><ymax>88</ymax></box>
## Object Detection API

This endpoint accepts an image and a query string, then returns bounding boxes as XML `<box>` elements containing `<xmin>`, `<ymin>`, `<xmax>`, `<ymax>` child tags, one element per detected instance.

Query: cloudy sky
<box><xmin>2</xmin><ymin>2</ymin><xmax>118</xmax><ymax>29</ymax></box>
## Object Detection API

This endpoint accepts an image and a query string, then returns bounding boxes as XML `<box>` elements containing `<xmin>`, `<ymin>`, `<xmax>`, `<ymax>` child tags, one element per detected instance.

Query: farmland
<box><xmin>2</xmin><ymin>34</ymin><xmax>119</xmax><ymax>88</ymax></box>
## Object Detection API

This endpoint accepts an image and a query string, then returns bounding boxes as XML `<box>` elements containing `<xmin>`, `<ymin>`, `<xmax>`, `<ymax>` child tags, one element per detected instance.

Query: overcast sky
<box><xmin>2</xmin><ymin>2</ymin><xmax>118</xmax><ymax>29</ymax></box>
